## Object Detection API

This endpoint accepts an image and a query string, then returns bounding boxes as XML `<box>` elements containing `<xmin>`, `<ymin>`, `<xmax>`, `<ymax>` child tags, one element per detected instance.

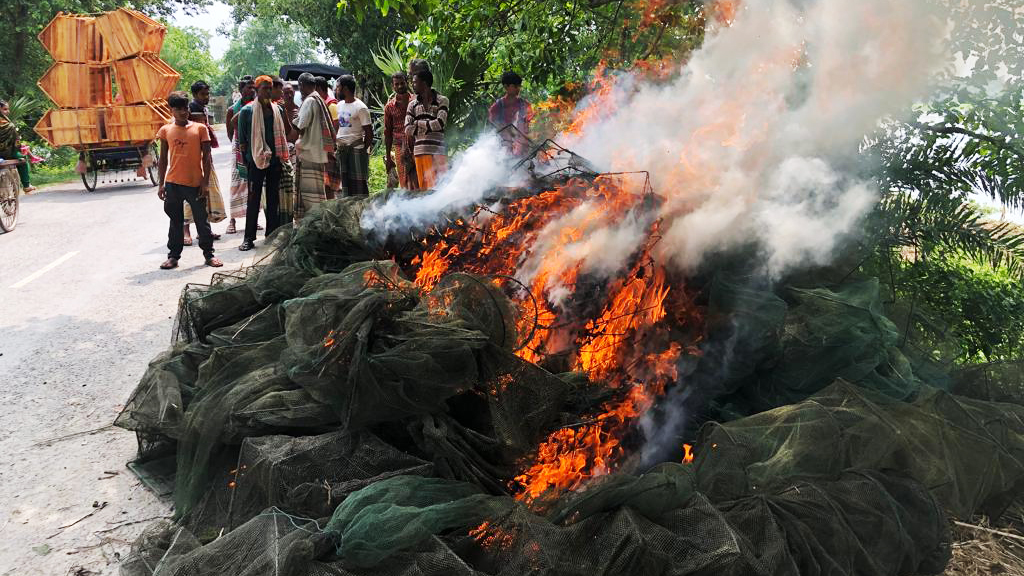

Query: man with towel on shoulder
<box><xmin>236</xmin><ymin>75</ymin><xmax>290</xmax><ymax>251</ymax></box>
<box><xmin>291</xmin><ymin>72</ymin><xmax>335</xmax><ymax>219</ymax></box>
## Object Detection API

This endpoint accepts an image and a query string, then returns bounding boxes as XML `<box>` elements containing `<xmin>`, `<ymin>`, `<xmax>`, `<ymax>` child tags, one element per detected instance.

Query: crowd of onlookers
<box><xmin>155</xmin><ymin>59</ymin><xmax>534</xmax><ymax>269</ymax></box>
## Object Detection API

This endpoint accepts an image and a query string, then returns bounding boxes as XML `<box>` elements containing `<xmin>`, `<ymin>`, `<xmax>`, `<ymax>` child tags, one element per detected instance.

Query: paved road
<box><xmin>0</xmin><ymin>130</ymin><xmax>273</xmax><ymax>575</ymax></box>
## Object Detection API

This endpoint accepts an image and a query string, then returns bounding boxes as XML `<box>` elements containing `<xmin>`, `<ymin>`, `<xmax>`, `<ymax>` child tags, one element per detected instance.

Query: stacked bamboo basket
<box><xmin>34</xmin><ymin>9</ymin><xmax>180</xmax><ymax>149</ymax></box>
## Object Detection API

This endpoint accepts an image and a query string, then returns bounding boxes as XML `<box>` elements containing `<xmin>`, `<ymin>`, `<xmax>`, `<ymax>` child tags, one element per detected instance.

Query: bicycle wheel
<box><xmin>0</xmin><ymin>168</ymin><xmax>20</xmax><ymax>233</ymax></box>
<box><xmin>82</xmin><ymin>167</ymin><xmax>98</xmax><ymax>192</ymax></box>
<box><xmin>147</xmin><ymin>143</ymin><xmax>159</xmax><ymax>186</ymax></box>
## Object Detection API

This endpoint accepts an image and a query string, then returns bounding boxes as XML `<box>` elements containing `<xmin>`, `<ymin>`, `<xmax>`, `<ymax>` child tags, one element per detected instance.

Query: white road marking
<box><xmin>9</xmin><ymin>251</ymin><xmax>80</xmax><ymax>289</ymax></box>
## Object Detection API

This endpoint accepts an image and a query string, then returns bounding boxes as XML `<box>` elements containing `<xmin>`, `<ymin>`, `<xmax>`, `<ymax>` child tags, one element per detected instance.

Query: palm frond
<box><xmin>875</xmin><ymin>192</ymin><xmax>1024</xmax><ymax>279</ymax></box>
<box><xmin>5</xmin><ymin>95</ymin><xmax>47</xmax><ymax>124</ymax></box>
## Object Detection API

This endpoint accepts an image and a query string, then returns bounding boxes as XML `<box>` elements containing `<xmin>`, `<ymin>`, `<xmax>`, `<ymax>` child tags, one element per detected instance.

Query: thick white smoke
<box><xmin>359</xmin><ymin>133</ymin><xmax>517</xmax><ymax>236</ymax></box>
<box><xmin>531</xmin><ymin>0</ymin><xmax>947</xmax><ymax>282</ymax></box>
<box><xmin>364</xmin><ymin>0</ymin><xmax>952</xmax><ymax>285</ymax></box>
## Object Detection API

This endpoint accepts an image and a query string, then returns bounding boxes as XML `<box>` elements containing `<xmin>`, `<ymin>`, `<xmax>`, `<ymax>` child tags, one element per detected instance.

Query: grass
<box><xmin>30</xmin><ymin>163</ymin><xmax>78</xmax><ymax>187</ymax></box>
<box><xmin>369</xmin><ymin>152</ymin><xmax>388</xmax><ymax>194</ymax></box>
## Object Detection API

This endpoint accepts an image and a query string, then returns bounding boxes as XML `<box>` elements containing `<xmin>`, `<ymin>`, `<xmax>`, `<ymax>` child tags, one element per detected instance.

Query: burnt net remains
<box><xmin>115</xmin><ymin>144</ymin><xmax>1024</xmax><ymax>576</ymax></box>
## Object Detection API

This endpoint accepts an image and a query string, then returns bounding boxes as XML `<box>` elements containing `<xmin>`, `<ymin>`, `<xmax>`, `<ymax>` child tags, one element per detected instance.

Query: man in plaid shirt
<box><xmin>404</xmin><ymin>69</ymin><xmax>449</xmax><ymax>190</ymax></box>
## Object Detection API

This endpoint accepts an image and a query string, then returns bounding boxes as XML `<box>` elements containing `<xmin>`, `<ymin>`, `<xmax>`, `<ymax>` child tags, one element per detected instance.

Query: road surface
<box><xmin>0</xmin><ymin>130</ymin><xmax>273</xmax><ymax>575</ymax></box>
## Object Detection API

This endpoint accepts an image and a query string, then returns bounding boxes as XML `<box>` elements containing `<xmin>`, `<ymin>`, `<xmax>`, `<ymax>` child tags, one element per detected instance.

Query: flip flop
<box><xmin>205</xmin><ymin>256</ymin><xmax>224</xmax><ymax>267</ymax></box>
<box><xmin>160</xmin><ymin>258</ymin><xmax>179</xmax><ymax>270</ymax></box>
<box><xmin>183</xmin><ymin>237</ymin><xmax>193</xmax><ymax>246</ymax></box>
<box><xmin>226</xmin><ymin>222</ymin><xmax>237</xmax><ymax>234</ymax></box>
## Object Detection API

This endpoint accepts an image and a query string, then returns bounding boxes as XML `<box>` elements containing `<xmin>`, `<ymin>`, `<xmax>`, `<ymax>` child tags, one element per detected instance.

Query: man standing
<box><xmin>488</xmin><ymin>71</ymin><xmax>533</xmax><ymax>155</ymax></box>
<box><xmin>334</xmin><ymin>74</ymin><xmax>373</xmax><ymax>196</ymax></box>
<box><xmin>314</xmin><ymin>76</ymin><xmax>341</xmax><ymax>197</ymax></box>
<box><xmin>183</xmin><ymin>80</ymin><xmax>226</xmax><ymax>246</ymax></box>
<box><xmin>226</xmin><ymin>76</ymin><xmax>255</xmax><ymax>234</ymax></box>
<box><xmin>384</xmin><ymin>71</ymin><xmax>417</xmax><ymax>190</ymax></box>
<box><xmin>236</xmin><ymin>75</ymin><xmax>290</xmax><ymax>250</ymax></box>
<box><xmin>282</xmin><ymin>82</ymin><xmax>299</xmax><ymax>122</ymax></box>
<box><xmin>315</xmin><ymin>77</ymin><xmax>338</xmax><ymax>131</ymax></box>
<box><xmin>405</xmin><ymin>69</ymin><xmax>449</xmax><ymax>190</ymax></box>
<box><xmin>156</xmin><ymin>91</ymin><xmax>222</xmax><ymax>269</ymax></box>
<box><xmin>292</xmin><ymin>72</ymin><xmax>334</xmax><ymax>217</ymax></box>
<box><xmin>226</xmin><ymin>76</ymin><xmax>254</xmax><ymax>142</ymax></box>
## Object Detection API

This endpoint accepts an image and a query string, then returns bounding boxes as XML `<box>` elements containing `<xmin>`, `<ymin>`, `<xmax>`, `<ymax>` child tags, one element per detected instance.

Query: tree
<box><xmin>225</xmin><ymin>0</ymin><xmax>411</xmax><ymax>97</ymax></box>
<box><xmin>860</xmin><ymin>0</ymin><xmax>1024</xmax><ymax>280</ymax></box>
<box><xmin>215</xmin><ymin>16</ymin><xmax>320</xmax><ymax>95</ymax></box>
<box><xmin>160</xmin><ymin>24</ymin><xmax>224</xmax><ymax>92</ymax></box>
<box><xmin>848</xmin><ymin>0</ymin><xmax>1024</xmax><ymax>364</ymax></box>
<box><xmin>3</xmin><ymin>0</ymin><xmax>207</xmax><ymax>101</ymax></box>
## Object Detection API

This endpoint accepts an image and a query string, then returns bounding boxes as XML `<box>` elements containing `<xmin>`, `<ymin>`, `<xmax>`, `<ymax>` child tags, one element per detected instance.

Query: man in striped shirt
<box><xmin>404</xmin><ymin>69</ymin><xmax>449</xmax><ymax>190</ymax></box>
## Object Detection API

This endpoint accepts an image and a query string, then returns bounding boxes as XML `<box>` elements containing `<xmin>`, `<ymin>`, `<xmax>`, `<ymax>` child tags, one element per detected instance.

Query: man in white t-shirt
<box><xmin>334</xmin><ymin>74</ymin><xmax>373</xmax><ymax>196</ymax></box>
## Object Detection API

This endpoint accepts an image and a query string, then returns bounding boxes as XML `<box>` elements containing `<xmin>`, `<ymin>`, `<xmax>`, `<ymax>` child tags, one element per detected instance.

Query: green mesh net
<box><xmin>115</xmin><ymin>198</ymin><xmax>1024</xmax><ymax>576</ymax></box>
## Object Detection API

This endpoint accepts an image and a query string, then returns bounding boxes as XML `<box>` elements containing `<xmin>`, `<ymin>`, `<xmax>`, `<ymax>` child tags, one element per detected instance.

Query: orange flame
<box><xmin>710</xmin><ymin>0</ymin><xmax>740</xmax><ymax>26</ymax></box>
<box><xmin>407</xmin><ymin>92</ymin><xmax>708</xmax><ymax>506</ymax></box>
<box><xmin>682</xmin><ymin>443</ymin><xmax>694</xmax><ymax>464</ymax></box>
<box><xmin>408</xmin><ymin>176</ymin><xmax>700</xmax><ymax>504</ymax></box>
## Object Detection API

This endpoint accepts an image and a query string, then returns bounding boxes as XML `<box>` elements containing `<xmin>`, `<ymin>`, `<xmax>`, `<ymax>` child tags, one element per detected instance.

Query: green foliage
<box><xmin>860</xmin><ymin>0</ymin><xmax>1024</xmax><ymax>294</ymax></box>
<box><xmin>226</xmin><ymin>0</ymin><xmax>410</xmax><ymax>95</ymax></box>
<box><xmin>3</xmin><ymin>95</ymin><xmax>47</xmax><ymax>141</ymax></box>
<box><xmin>227</xmin><ymin>0</ymin><xmax>705</xmax><ymax>127</ymax></box>
<box><xmin>31</xmin><ymin>164</ymin><xmax>78</xmax><ymax>187</ymax></box>
<box><xmin>368</xmin><ymin>151</ymin><xmax>387</xmax><ymax>194</ymax></box>
<box><xmin>865</xmin><ymin>251</ymin><xmax>1024</xmax><ymax>363</ymax></box>
<box><xmin>215</xmin><ymin>16</ymin><xmax>320</xmax><ymax>96</ymax></box>
<box><xmin>161</xmin><ymin>24</ymin><xmax>224</xmax><ymax>92</ymax></box>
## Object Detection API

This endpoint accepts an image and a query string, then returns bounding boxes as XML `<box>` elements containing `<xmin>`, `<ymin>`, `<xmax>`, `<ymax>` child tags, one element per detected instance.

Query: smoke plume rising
<box><xmin>364</xmin><ymin>0</ymin><xmax>952</xmax><ymax>286</ymax></box>
<box><xmin>536</xmin><ymin>0</ymin><xmax>947</xmax><ymax>282</ymax></box>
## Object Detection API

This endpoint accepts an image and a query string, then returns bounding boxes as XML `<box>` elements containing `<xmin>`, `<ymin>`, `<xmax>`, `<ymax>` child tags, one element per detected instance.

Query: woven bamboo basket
<box><xmin>37</xmin><ymin>13</ymin><xmax>108</xmax><ymax>64</ymax></box>
<box><xmin>113</xmin><ymin>55</ymin><xmax>180</xmax><ymax>104</ymax></box>
<box><xmin>95</xmin><ymin>8</ymin><xmax>167</xmax><ymax>60</ymax></box>
<box><xmin>37</xmin><ymin>62</ymin><xmax>113</xmax><ymax>109</ymax></box>
<box><xmin>103</xmin><ymin>101</ymin><xmax>172</xmax><ymax>142</ymax></box>
<box><xmin>33</xmin><ymin>109</ymin><xmax>104</xmax><ymax>147</ymax></box>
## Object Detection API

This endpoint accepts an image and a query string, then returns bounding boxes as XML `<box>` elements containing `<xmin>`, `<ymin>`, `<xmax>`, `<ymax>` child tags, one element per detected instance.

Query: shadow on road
<box><xmin>29</xmin><ymin>183</ymin><xmax>154</xmax><ymax>204</ymax></box>
<box><xmin>127</xmin><ymin>244</ymin><xmax>273</xmax><ymax>286</ymax></box>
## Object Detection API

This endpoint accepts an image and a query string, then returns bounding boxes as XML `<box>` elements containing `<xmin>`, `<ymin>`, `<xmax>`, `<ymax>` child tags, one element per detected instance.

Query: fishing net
<box><xmin>119</xmin><ymin>469</ymin><xmax>949</xmax><ymax>576</ymax></box>
<box><xmin>118</xmin><ymin>255</ymin><xmax>572</xmax><ymax>527</ymax></box>
<box><xmin>686</xmin><ymin>276</ymin><xmax>951</xmax><ymax>423</ymax></box>
<box><xmin>116</xmin><ymin>197</ymin><xmax>1024</xmax><ymax>576</ymax></box>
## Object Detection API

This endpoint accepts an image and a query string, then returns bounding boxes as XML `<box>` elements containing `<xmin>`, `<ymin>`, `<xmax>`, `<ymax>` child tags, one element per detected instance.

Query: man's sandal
<box><xmin>205</xmin><ymin>256</ymin><xmax>224</xmax><ymax>267</ymax></box>
<box><xmin>226</xmin><ymin>222</ymin><xmax>237</xmax><ymax>234</ymax></box>
<box><xmin>183</xmin><ymin>237</ymin><xmax>193</xmax><ymax>246</ymax></box>
<box><xmin>160</xmin><ymin>258</ymin><xmax>179</xmax><ymax>270</ymax></box>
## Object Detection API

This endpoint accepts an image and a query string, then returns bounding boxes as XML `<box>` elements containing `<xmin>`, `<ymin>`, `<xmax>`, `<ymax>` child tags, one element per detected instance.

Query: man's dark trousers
<box><xmin>245</xmin><ymin>157</ymin><xmax>282</xmax><ymax>242</ymax></box>
<box><xmin>164</xmin><ymin>183</ymin><xmax>215</xmax><ymax>259</ymax></box>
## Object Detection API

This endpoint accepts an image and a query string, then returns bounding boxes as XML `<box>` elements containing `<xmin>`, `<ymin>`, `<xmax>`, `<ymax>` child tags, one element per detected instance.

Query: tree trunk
<box><xmin>7</xmin><ymin>0</ymin><xmax>30</xmax><ymax>97</ymax></box>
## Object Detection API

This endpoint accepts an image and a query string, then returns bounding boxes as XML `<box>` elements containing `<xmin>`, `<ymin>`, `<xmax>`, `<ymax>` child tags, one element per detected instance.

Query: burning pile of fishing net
<box><xmin>115</xmin><ymin>193</ymin><xmax>1024</xmax><ymax>576</ymax></box>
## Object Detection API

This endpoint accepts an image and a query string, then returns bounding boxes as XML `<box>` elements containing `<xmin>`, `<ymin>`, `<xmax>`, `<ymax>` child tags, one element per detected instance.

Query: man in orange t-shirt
<box><xmin>156</xmin><ymin>91</ymin><xmax>223</xmax><ymax>269</ymax></box>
